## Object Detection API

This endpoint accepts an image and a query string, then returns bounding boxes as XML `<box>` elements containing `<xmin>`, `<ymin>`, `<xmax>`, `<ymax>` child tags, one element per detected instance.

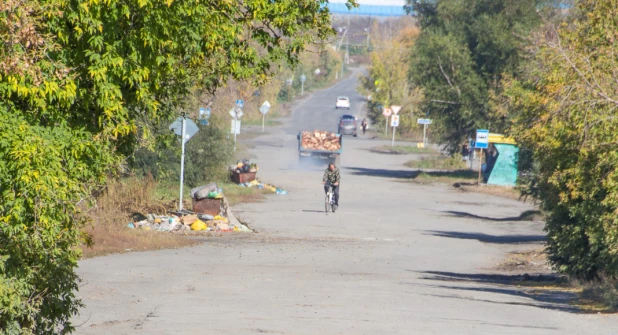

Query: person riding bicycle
<box><xmin>322</xmin><ymin>162</ymin><xmax>340</xmax><ymax>208</ymax></box>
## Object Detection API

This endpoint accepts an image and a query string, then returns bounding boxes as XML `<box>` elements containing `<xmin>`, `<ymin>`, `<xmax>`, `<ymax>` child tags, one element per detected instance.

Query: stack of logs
<box><xmin>300</xmin><ymin>131</ymin><xmax>341</xmax><ymax>151</ymax></box>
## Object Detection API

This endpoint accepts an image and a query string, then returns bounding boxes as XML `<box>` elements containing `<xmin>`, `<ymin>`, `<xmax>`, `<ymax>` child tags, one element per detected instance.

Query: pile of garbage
<box><xmin>239</xmin><ymin>178</ymin><xmax>287</xmax><ymax>195</ymax></box>
<box><xmin>191</xmin><ymin>182</ymin><xmax>223</xmax><ymax>200</ymax></box>
<box><xmin>300</xmin><ymin>131</ymin><xmax>341</xmax><ymax>151</ymax></box>
<box><xmin>232</xmin><ymin>159</ymin><xmax>258</xmax><ymax>174</ymax></box>
<box><xmin>128</xmin><ymin>213</ymin><xmax>251</xmax><ymax>233</ymax></box>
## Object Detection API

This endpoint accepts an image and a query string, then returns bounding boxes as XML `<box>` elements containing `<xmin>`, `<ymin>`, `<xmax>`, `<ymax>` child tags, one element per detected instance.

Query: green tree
<box><xmin>505</xmin><ymin>0</ymin><xmax>618</xmax><ymax>279</ymax></box>
<box><xmin>405</xmin><ymin>0</ymin><xmax>541</xmax><ymax>153</ymax></box>
<box><xmin>0</xmin><ymin>0</ymin><xmax>356</xmax><ymax>332</ymax></box>
<box><xmin>358</xmin><ymin>20</ymin><xmax>423</xmax><ymax>136</ymax></box>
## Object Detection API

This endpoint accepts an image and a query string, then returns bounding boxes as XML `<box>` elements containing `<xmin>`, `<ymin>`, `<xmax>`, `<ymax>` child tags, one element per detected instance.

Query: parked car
<box><xmin>335</xmin><ymin>96</ymin><xmax>350</xmax><ymax>109</ymax></box>
<box><xmin>338</xmin><ymin>115</ymin><xmax>357</xmax><ymax>137</ymax></box>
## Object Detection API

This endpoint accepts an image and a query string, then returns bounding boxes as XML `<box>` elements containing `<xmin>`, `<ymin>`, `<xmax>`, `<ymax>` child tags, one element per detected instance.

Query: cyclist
<box><xmin>322</xmin><ymin>162</ymin><xmax>340</xmax><ymax>209</ymax></box>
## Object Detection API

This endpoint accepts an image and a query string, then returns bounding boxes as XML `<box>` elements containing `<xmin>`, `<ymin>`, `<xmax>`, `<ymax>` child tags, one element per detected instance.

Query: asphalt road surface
<box><xmin>75</xmin><ymin>68</ymin><xmax>618</xmax><ymax>334</ymax></box>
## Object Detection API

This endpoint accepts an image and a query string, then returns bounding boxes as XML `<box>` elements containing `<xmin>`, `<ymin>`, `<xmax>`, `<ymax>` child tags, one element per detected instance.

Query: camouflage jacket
<box><xmin>323</xmin><ymin>168</ymin><xmax>340</xmax><ymax>185</ymax></box>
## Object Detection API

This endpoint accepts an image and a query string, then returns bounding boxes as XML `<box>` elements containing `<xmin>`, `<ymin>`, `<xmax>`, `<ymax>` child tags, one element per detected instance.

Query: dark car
<box><xmin>338</xmin><ymin>115</ymin><xmax>357</xmax><ymax>137</ymax></box>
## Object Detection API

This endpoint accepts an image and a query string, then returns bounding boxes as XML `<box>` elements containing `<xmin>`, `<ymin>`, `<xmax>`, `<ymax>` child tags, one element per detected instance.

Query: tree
<box><xmin>358</xmin><ymin>19</ymin><xmax>423</xmax><ymax>136</ymax></box>
<box><xmin>504</xmin><ymin>0</ymin><xmax>618</xmax><ymax>279</ymax></box>
<box><xmin>405</xmin><ymin>0</ymin><xmax>541</xmax><ymax>153</ymax></box>
<box><xmin>0</xmin><ymin>0</ymin><xmax>356</xmax><ymax>332</ymax></box>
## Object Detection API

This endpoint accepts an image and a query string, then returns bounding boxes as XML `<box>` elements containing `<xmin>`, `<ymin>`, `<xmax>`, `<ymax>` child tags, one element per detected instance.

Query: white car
<box><xmin>335</xmin><ymin>96</ymin><xmax>350</xmax><ymax>109</ymax></box>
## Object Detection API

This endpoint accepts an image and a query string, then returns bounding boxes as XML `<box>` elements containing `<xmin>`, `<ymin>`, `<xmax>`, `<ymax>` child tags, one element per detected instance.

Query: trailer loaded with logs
<box><xmin>297</xmin><ymin>130</ymin><xmax>343</xmax><ymax>166</ymax></box>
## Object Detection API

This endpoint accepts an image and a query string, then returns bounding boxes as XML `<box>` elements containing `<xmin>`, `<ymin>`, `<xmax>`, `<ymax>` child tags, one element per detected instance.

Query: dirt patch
<box><xmin>496</xmin><ymin>248</ymin><xmax>549</xmax><ymax>272</ymax></box>
<box><xmin>457</xmin><ymin>183</ymin><xmax>523</xmax><ymax>201</ymax></box>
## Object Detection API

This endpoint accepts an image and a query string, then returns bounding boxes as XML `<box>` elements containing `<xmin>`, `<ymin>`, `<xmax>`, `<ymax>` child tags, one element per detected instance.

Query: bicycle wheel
<box><xmin>325</xmin><ymin>193</ymin><xmax>331</xmax><ymax>213</ymax></box>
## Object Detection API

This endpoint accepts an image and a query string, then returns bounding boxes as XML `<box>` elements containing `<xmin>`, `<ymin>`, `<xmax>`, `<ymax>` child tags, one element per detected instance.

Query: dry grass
<box><xmin>221</xmin><ymin>182</ymin><xmax>275</xmax><ymax>206</ymax></box>
<box><xmin>497</xmin><ymin>248</ymin><xmax>549</xmax><ymax>272</ymax></box>
<box><xmin>457</xmin><ymin>183</ymin><xmax>523</xmax><ymax>201</ymax></box>
<box><xmin>81</xmin><ymin>176</ymin><xmax>196</xmax><ymax>258</ymax></box>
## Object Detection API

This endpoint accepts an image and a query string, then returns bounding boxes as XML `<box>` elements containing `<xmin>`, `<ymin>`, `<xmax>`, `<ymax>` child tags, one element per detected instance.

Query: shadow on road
<box><xmin>413</xmin><ymin>271</ymin><xmax>581</xmax><ymax>314</ymax></box>
<box><xmin>443</xmin><ymin>210</ymin><xmax>542</xmax><ymax>222</ymax></box>
<box><xmin>425</xmin><ymin>230</ymin><xmax>546</xmax><ymax>244</ymax></box>
<box><xmin>301</xmin><ymin>210</ymin><xmax>327</xmax><ymax>213</ymax></box>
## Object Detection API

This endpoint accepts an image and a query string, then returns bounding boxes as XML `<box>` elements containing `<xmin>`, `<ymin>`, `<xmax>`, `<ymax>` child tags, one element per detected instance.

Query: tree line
<box><xmin>369</xmin><ymin>0</ymin><xmax>617</xmax><ymax>281</ymax></box>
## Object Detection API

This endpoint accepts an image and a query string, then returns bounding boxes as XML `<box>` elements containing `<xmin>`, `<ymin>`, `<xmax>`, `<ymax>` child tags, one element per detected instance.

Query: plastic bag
<box><xmin>191</xmin><ymin>183</ymin><xmax>219</xmax><ymax>200</ymax></box>
<box><xmin>213</xmin><ymin>215</ymin><xmax>228</xmax><ymax>223</ymax></box>
<box><xmin>191</xmin><ymin>219</ymin><xmax>208</xmax><ymax>231</ymax></box>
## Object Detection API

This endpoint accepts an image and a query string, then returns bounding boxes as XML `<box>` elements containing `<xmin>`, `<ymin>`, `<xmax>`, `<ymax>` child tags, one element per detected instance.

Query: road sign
<box><xmin>236</xmin><ymin>99</ymin><xmax>244</xmax><ymax>108</ymax></box>
<box><xmin>390</xmin><ymin>105</ymin><xmax>402</xmax><ymax>115</ymax></box>
<box><xmin>231</xmin><ymin>119</ymin><xmax>241</xmax><ymax>135</ymax></box>
<box><xmin>390</xmin><ymin>115</ymin><xmax>400</xmax><ymax>127</ymax></box>
<box><xmin>259</xmin><ymin>101</ymin><xmax>271</xmax><ymax>115</ymax></box>
<box><xmin>169</xmin><ymin>117</ymin><xmax>199</xmax><ymax>143</ymax></box>
<box><xmin>314</xmin><ymin>68</ymin><xmax>320</xmax><ymax>75</ymax></box>
<box><xmin>300</xmin><ymin>74</ymin><xmax>307</xmax><ymax>83</ymax></box>
<box><xmin>199</xmin><ymin>107</ymin><xmax>211</xmax><ymax>119</ymax></box>
<box><xmin>382</xmin><ymin>107</ymin><xmax>392</xmax><ymax>117</ymax></box>
<box><xmin>417</xmin><ymin>118</ymin><xmax>433</xmax><ymax>125</ymax></box>
<box><xmin>229</xmin><ymin>107</ymin><xmax>244</xmax><ymax>119</ymax></box>
<box><xmin>475</xmin><ymin>129</ymin><xmax>489</xmax><ymax>149</ymax></box>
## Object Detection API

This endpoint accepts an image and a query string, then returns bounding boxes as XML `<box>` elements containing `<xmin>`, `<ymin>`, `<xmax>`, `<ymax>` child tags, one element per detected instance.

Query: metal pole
<box><xmin>233</xmin><ymin>119</ymin><xmax>237</xmax><ymax>152</ymax></box>
<box><xmin>392</xmin><ymin>126</ymin><xmax>396</xmax><ymax>146</ymax></box>
<box><xmin>478</xmin><ymin>149</ymin><xmax>483</xmax><ymax>186</ymax></box>
<box><xmin>179</xmin><ymin>116</ymin><xmax>186</xmax><ymax>211</ymax></box>
<box><xmin>423</xmin><ymin>124</ymin><xmax>427</xmax><ymax>146</ymax></box>
<box><xmin>301</xmin><ymin>81</ymin><xmax>304</xmax><ymax>96</ymax></box>
<box><xmin>262</xmin><ymin>114</ymin><xmax>265</xmax><ymax>133</ymax></box>
<box><xmin>384</xmin><ymin>117</ymin><xmax>388</xmax><ymax>137</ymax></box>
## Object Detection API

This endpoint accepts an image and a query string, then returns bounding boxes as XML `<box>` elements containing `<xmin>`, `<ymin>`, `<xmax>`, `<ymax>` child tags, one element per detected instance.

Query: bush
<box><xmin>0</xmin><ymin>110</ymin><xmax>113</xmax><ymax>334</ymax></box>
<box><xmin>132</xmin><ymin>118</ymin><xmax>234</xmax><ymax>187</ymax></box>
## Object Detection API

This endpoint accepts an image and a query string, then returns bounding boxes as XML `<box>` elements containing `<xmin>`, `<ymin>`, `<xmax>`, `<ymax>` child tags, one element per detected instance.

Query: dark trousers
<box><xmin>324</xmin><ymin>184</ymin><xmax>339</xmax><ymax>205</ymax></box>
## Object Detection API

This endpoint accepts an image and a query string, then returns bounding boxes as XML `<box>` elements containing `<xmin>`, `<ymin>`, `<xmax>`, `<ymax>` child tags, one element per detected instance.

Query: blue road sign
<box><xmin>475</xmin><ymin>129</ymin><xmax>489</xmax><ymax>149</ymax></box>
<box><xmin>199</xmin><ymin>107</ymin><xmax>211</xmax><ymax>119</ymax></box>
<box><xmin>236</xmin><ymin>100</ymin><xmax>244</xmax><ymax>108</ymax></box>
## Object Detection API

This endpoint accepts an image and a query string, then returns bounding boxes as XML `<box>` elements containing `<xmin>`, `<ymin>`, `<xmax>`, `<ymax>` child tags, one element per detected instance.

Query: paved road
<box><xmin>75</xmin><ymin>69</ymin><xmax>618</xmax><ymax>334</ymax></box>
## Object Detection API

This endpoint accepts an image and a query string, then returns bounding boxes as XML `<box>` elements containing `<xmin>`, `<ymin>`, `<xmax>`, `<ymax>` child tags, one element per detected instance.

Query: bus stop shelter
<box><xmin>484</xmin><ymin>134</ymin><xmax>519</xmax><ymax>187</ymax></box>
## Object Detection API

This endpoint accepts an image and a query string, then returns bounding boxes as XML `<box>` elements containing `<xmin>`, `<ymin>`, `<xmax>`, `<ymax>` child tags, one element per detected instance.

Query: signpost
<box><xmin>300</xmin><ymin>74</ymin><xmax>307</xmax><ymax>96</ymax></box>
<box><xmin>417</xmin><ymin>118</ymin><xmax>433</xmax><ymax>146</ymax></box>
<box><xmin>230</xmin><ymin>104</ymin><xmax>245</xmax><ymax>151</ymax></box>
<box><xmin>259</xmin><ymin>100</ymin><xmax>271</xmax><ymax>133</ymax></box>
<box><xmin>169</xmin><ymin>114</ymin><xmax>199</xmax><ymax>211</ymax></box>
<box><xmin>390</xmin><ymin>114</ymin><xmax>400</xmax><ymax>146</ymax></box>
<box><xmin>475</xmin><ymin>129</ymin><xmax>489</xmax><ymax>185</ymax></box>
<box><xmin>382</xmin><ymin>107</ymin><xmax>392</xmax><ymax>136</ymax></box>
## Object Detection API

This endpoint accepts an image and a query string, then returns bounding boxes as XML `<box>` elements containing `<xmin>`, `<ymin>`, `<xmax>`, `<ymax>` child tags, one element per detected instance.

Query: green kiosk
<box><xmin>484</xmin><ymin>134</ymin><xmax>519</xmax><ymax>187</ymax></box>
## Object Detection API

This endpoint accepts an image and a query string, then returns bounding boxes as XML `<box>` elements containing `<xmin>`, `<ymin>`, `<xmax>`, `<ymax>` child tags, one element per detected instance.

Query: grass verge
<box><xmin>372</xmin><ymin>145</ymin><xmax>435</xmax><ymax>155</ymax></box>
<box><xmin>406</xmin><ymin>155</ymin><xmax>468</xmax><ymax>170</ymax></box>
<box><xmin>82</xmin><ymin>177</ymin><xmax>272</xmax><ymax>258</ymax></box>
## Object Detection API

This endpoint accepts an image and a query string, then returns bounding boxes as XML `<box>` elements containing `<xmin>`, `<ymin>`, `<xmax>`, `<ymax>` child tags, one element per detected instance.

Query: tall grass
<box><xmin>406</xmin><ymin>155</ymin><xmax>468</xmax><ymax>170</ymax></box>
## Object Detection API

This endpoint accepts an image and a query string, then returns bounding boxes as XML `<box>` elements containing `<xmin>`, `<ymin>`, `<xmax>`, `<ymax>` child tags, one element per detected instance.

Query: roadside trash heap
<box><xmin>233</xmin><ymin>159</ymin><xmax>258</xmax><ymax>174</ymax></box>
<box><xmin>127</xmin><ymin>182</ymin><xmax>251</xmax><ymax>233</ymax></box>
<box><xmin>230</xmin><ymin>159</ymin><xmax>287</xmax><ymax>195</ymax></box>
<box><xmin>231</xmin><ymin>159</ymin><xmax>258</xmax><ymax>184</ymax></box>
<box><xmin>238</xmin><ymin>178</ymin><xmax>287</xmax><ymax>195</ymax></box>
<box><xmin>301</xmin><ymin>131</ymin><xmax>341</xmax><ymax>151</ymax></box>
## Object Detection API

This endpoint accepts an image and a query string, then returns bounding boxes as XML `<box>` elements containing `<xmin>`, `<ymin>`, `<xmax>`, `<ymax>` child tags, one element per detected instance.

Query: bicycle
<box><xmin>325</xmin><ymin>185</ymin><xmax>336</xmax><ymax>213</ymax></box>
